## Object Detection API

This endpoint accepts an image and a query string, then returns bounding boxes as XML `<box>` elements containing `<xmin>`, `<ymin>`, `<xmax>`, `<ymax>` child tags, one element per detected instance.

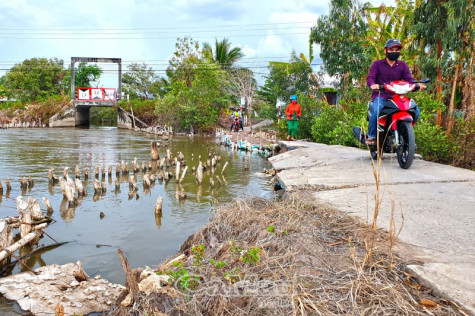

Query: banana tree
<box><xmin>364</xmin><ymin>0</ymin><xmax>419</xmax><ymax>67</ymax></box>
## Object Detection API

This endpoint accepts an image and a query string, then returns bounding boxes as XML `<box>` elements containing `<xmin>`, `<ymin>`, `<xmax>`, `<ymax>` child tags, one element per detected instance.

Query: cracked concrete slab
<box><xmin>269</xmin><ymin>141</ymin><xmax>475</xmax><ymax>314</ymax></box>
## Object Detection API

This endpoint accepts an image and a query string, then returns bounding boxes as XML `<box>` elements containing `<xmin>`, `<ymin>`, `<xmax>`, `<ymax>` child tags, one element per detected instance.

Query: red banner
<box><xmin>77</xmin><ymin>87</ymin><xmax>116</xmax><ymax>101</ymax></box>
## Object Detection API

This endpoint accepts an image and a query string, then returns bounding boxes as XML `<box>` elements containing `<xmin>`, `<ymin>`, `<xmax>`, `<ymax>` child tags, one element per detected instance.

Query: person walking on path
<box><xmin>285</xmin><ymin>95</ymin><xmax>301</xmax><ymax>140</ymax></box>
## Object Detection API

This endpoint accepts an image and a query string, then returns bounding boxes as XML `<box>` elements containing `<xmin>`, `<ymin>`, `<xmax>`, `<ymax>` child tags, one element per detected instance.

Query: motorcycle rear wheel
<box><xmin>397</xmin><ymin>121</ymin><xmax>415</xmax><ymax>169</ymax></box>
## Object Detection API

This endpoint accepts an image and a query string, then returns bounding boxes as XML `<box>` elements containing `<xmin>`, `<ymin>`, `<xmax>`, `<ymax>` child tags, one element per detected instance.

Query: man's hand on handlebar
<box><xmin>418</xmin><ymin>83</ymin><xmax>427</xmax><ymax>90</ymax></box>
<box><xmin>370</xmin><ymin>84</ymin><xmax>380</xmax><ymax>90</ymax></box>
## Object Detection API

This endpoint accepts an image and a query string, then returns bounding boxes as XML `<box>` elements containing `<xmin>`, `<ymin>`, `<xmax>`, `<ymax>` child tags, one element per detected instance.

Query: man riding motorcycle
<box><xmin>366</xmin><ymin>39</ymin><xmax>426</xmax><ymax>145</ymax></box>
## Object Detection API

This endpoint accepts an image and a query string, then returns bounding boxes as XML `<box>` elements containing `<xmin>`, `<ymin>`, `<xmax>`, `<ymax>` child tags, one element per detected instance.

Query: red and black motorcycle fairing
<box><xmin>377</xmin><ymin>96</ymin><xmax>418</xmax><ymax>133</ymax></box>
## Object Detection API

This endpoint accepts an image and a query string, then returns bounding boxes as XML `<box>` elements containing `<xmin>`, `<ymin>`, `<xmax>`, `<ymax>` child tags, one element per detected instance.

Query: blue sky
<box><xmin>0</xmin><ymin>0</ymin><xmax>393</xmax><ymax>88</ymax></box>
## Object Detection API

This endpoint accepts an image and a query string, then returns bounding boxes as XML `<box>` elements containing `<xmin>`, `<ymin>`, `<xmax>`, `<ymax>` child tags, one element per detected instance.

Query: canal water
<box><xmin>0</xmin><ymin>127</ymin><xmax>274</xmax><ymax>287</ymax></box>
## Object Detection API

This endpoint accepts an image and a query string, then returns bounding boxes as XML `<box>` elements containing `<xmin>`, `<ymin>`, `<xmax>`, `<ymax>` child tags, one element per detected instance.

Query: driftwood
<box><xmin>75</xmin><ymin>165</ymin><xmax>80</xmax><ymax>179</ymax></box>
<box><xmin>116</xmin><ymin>162</ymin><xmax>120</xmax><ymax>175</ymax></box>
<box><xmin>73</xmin><ymin>260</ymin><xmax>89</xmax><ymax>282</ymax></box>
<box><xmin>177</xmin><ymin>152</ymin><xmax>185</xmax><ymax>162</ymax></box>
<box><xmin>108</xmin><ymin>165</ymin><xmax>113</xmax><ymax>176</ymax></box>
<box><xmin>118</xmin><ymin>249</ymin><xmax>139</xmax><ymax>302</ymax></box>
<box><xmin>0</xmin><ymin>220</ymin><xmax>13</xmax><ymax>265</ymax></box>
<box><xmin>0</xmin><ymin>230</ymin><xmax>43</xmax><ymax>262</ymax></box>
<box><xmin>101</xmin><ymin>165</ymin><xmax>105</xmax><ymax>178</ymax></box>
<box><xmin>209</xmin><ymin>177</ymin><xmax>215</xmax><ymax>188</ymax></box>
<box><xmin>84</xmin><ymin>167</ymin><xmax>89</xmax><ymax>180</ymax></box>
<box><xmin>0</xmin><ymin>179</ymin><xmax>3</xmax><ymax>193</ymax></box>
<box><xmin>215</xmin><ymin>176</ymin><xmax>222</xmax><ymax>186</ymax></box>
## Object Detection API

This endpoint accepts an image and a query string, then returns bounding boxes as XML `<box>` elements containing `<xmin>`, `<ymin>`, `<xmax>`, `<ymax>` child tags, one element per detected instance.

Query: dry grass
<box><xmin>111</xmin><ymin>192</ymin><xmax>464</xmax><ymax>315</ymax></box>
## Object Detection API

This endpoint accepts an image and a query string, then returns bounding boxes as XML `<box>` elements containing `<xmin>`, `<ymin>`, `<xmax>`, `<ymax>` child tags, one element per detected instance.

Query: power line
<box><xmin>0</xmin><ymin>32</ymin><xmax>310</xmax><ymax>40</ymax></box>
<box><xmin>0</xmin><ymin>21</ymin><xmax>316</xmax><ymax>32</ymax></box>
<box><xmin>0</xmin><ymin>26</ymin><xmax>312</xmax><ymax>36</ymax></box>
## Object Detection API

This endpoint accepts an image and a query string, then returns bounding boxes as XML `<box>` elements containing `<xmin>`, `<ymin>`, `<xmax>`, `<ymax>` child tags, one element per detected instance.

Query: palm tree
<box><xmin>202</xmin><ymin>38</ymin><xmax>244</xmax><ymax>69</ymax></box>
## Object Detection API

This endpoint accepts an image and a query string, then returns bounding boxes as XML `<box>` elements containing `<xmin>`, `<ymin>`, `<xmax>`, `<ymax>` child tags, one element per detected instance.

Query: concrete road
<box><xmin>269</xmin><ymin>141</ymin><xmax>475</xmax><ymax>314</ymax></box>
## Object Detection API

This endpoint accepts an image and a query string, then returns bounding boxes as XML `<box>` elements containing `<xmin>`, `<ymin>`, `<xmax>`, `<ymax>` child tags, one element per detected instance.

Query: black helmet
<box><xmin>385</xmin><ymin>39</ymin><xmax>402</xmax><ymax>49</ymax></box>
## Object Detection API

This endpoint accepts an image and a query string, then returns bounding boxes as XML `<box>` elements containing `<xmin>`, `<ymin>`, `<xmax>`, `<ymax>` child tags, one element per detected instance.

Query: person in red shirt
<box><xmin>285</xmin><ymin>95</ymin><xmax>301</xmax><ymax>140</ymax></box>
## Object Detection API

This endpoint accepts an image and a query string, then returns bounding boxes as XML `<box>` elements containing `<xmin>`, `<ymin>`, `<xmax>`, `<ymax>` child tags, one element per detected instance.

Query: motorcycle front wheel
<box><xmin>397</xmin><ymin>121</ymin><xmax>415</xmax><ymax>169</ymax></box>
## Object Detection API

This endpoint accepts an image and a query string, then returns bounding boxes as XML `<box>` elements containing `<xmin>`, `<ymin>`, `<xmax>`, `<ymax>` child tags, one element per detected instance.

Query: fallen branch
<box><xmin>0</xmin><ymin>230</ymin><xmax>43</xmax><ymax>262</ymax></box>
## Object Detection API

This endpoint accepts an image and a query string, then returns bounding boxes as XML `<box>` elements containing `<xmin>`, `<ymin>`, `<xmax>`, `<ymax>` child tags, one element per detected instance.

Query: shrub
<box><xmin>409</xmin><ymin>90</ymin><xmax>446</xmax><ymax>122</ymax></box>
<box><xmin>414</xmin><ymin>119</ymin><xmax>451</xmax><ymax>161</ymax></box>
<box><xmin>311</xmin><ymin>104</ymin><xmax>365</xmax><ymax>147</ymax></box>
<box><xmin>277</xmin><ymin>92</ymin><xmax>324</xmax><ymax>140</ymax></box>
<box><xmin>449</xmin><ymin>119</ymin><xmax>475</xmax><ymax>169</ymax></box>
<box><xmin>257</xmin><ymin>102</ymin><xmax>277</xmax><ymax>119</ymax></box>
<box><xmin>119</xmin><ymin>99</ymin><xmax>158</xmax><ymax>126</ymax></box>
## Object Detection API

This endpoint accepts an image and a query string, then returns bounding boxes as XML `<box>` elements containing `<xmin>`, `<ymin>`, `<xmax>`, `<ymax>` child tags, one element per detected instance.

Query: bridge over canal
<box><xmin>49</xmin><ymin>57</ymin><xmax>138</xmax><ymax>128</ymax></box>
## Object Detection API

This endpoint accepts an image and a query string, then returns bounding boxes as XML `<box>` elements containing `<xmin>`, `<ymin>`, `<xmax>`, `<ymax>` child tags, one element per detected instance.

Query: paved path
<box><xmin>269</xmin><ymin>141</ymin><xmax>475</xmax><ymax>314</ymax></box>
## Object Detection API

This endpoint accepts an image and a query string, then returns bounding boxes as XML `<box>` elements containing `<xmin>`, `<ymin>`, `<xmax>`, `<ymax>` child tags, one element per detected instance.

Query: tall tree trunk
<box><xmin>447</xmin><ymin>60</ymin><xmax>461</xmax><ymax>135</ymax></box>
<box><xmin>436</xmin><ymin>38</ymin><xmax>443</xmax><ymax>127</ymax></box>
<box><xmin>462</xmin><ymin>36</ymin><xmax>475</xmax><ymax>121</ymax></box>
<box><xmin>435</xmin><ymin>0</ymin><xmax>443</xmax><ymax>126</ymax></box>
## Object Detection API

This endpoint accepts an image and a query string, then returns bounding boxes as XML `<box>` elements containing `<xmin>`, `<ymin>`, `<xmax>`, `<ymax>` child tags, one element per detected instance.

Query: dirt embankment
<box><xmin>110</xmin><ymin>192</ymin><xmax>464</xmax><ymax>315</ymax></box>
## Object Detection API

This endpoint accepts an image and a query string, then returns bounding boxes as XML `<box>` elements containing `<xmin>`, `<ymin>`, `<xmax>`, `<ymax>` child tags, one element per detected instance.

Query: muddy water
<box><xmin>0</xmin><ymin>127</ymin><xmax>274</xmax><ymax>287</ymax></box>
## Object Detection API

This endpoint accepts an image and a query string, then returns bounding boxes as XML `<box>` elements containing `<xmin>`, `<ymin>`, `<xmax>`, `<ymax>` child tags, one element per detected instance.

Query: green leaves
<box><xmin>122</xmin><ymin>63</ymin><xmax>163</xmax><ymax>100</ymax></box>
<box><xmin>310</xmin><ymin>0</ymin><xmax>371</xmax><ymax>88</ymax></box>
<box><xmin>4</xmin><ymin>58</ymin><xmax>65</xmax><ymax>102</ymax></box>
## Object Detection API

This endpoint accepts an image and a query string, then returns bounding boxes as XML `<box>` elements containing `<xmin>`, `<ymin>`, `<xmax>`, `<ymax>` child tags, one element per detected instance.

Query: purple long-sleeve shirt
<box><xmin>367</xmin><ymin>58</ymin><xmax>414</xmax><ymax>100</ymax></box>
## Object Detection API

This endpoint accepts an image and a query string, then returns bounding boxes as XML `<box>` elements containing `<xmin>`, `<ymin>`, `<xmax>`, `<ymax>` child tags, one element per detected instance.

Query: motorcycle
<box><xmin>232</xmin><ymin>116</ymin><xmax>240</xmax><ymax>132</ymax></box>
<box><xmin>353</xmin><ymin>78</ymin><xmax>430</xmax><ymax>169</ymax></box>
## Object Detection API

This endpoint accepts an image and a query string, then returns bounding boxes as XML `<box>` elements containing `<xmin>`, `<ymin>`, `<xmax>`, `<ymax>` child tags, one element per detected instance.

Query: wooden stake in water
<box><xmin>42</xmin><ymin>197</ymin><xmax>53</xmax><ymax>212</ymax></box>
<box><xmin>75</xmin><ymin>178</ymin><xmax>85</xmax><ymax>196</ymax></box>
<box><xmin>221</xmin><ymin>161</ymin><xmax>229</xmax><ymax>174</ymax></box>
<box><xmin>20</xmin><ymin>177</ymin><xmax>28</xmax><ymax>189</ymax></box>
<box><xmin>150</xmin><ymin>141</ymin><xmax>160</xmax><ymax>160</ymax></box>
<box><xmin>155</xmin><ymin>196</ymin><xmax>163</xmax><ymax>215</ymax></box>
<box><xmin>179</xmin><ymin>166</ymin><xmax>188</xmax><ymax>183</ymax></box>
<box><xmin>175</xmin><ymin>159</ymin><xmax>181</xmax><ymax>181</ymax></box>
<box><xmin>5</xmin><ymin>179</ymin><xmax>11</xmax><ymax>191</ymax></box>
<box><xmin>196</xmin><ymin>161</ymin><xmax>204</xmax><ymax>185</ymax></box>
